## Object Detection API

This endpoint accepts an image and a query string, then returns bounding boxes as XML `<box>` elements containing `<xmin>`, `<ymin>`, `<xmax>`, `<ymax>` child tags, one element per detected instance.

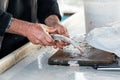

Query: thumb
<box><xmin>46</xmin><ymin>27</ymin><xmax>57</xmax><ymax>34</ymax></box>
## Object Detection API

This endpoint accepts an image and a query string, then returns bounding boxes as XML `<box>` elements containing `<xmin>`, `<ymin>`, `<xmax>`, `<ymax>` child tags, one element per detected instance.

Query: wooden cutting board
<box><xmin>48</xmin><ymin>48</ymin><xmax>116</xmax><ymax>66</ymax></box>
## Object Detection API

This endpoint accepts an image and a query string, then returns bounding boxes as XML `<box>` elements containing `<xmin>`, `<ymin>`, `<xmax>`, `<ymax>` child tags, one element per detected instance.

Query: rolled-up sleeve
<box><xmin>0</xmin><ymin>9</ymin><xmax>12</xmax><ymax>48</ymax></box>
<box><xmin>37</xmin><ymin>0</ymin><xmax>61</xmax><ymax>24</ymax></box>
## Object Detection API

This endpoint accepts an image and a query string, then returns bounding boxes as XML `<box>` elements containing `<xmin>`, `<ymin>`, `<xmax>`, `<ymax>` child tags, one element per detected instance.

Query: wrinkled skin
<box><xmin>45</xmin><ymin>15</ymin><xmax>70</xmax><ymax>48</ymax></box>
<box><xmin>6</xmin><ymin>15</ymin><xmax>69</xmax><ymax>48</ymax></box>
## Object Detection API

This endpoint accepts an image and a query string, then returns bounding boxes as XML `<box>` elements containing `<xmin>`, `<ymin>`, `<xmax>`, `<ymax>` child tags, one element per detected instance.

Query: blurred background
<box><xmin>57</xmin><ymin>0</ymin><xmax>83</xmax><ymax>21</ymax></box>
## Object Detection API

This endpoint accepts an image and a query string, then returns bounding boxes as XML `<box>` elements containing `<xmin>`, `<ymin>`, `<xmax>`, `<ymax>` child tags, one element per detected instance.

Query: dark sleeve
<box><xmin>37</xmin><ymin>0</ymin><xmax>61</xmax><ymax>24</ymax></box>
<box><xmin>0</xmin><ymin>9</ymin><xmax>12</xmax><ymax>36</ymax></box>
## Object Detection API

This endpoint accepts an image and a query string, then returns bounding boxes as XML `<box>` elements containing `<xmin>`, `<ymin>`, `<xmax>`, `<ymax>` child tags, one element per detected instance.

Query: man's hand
<box><xmin>46</xmin><ymin>23</ymin><xmax>69</xmax><ymax>48</ymax></box>
<box><xmin>45</xmin><ymin>15</ymin><xmax>70</xmax><ymax>48</ymax></box>
<box><xmin>6</xmin><ymin>18</ymin><xmax>55</xmax><ymax>46</ymax></box>
<box><xmin>6</xmin><ymin>16</ymin><xmax>70</xmax><ymax>48</ymax></box>
<box><xmin>25</xmin><ymin>23</ymin><xmax>55</xmax><ymax>46</ymax></box>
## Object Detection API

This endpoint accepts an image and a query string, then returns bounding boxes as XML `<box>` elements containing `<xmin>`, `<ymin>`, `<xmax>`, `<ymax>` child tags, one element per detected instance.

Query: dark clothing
<box><xmin>7</xmin><ymin>0</ymin><xmax>61</xmax><ymax>23</ymax></box>
<box><xmin>0</xmin><ymin>0</ymin><xmax>61</xmax><ymax>58</ymax></box>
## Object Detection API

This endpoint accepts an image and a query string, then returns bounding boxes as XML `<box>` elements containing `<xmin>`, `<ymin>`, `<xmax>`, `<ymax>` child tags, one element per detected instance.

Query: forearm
<box><xmin>6</xmin><ymin>18</ymin><xmax>32</xmax><ymax>37</ymax></box>
<box><xmin>5</xmin><ymin>18</ymin><xmax>55</xmax><ymax>46</ymax></box>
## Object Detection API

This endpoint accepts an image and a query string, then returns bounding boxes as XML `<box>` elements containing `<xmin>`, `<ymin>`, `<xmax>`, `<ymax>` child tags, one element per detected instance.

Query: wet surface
<box><xmin>48</xmin><ymin>48</ymin><xmax>116</xmax><ymax>66</ymax></box>
<box><xmin>0</xmin><ymin>46</ymin><xmax>120</xmax><ymax>80</ymax></box>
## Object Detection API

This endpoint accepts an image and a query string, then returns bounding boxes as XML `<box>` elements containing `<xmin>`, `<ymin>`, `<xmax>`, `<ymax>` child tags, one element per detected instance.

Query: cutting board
<box><xmin>48</xmin><ymin>48</ymin><xmax>116</xmax><ymax>66</ymax></box>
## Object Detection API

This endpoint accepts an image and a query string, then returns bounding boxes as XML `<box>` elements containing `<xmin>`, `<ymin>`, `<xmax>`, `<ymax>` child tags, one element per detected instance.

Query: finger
<box><xmin>31</xmin><ymin>39</ymin><xmax>40</xmax><ymax>44</ymax></box>
<box><xmin>40</xmin><ymin>39</ymin><xmax>51</xmax><ymax>46</ymax></box>
<box><xmin>44</xmin><ymin>33</ymin><xmax>56</xmax><ymax>45</ymax></box>
<box><xmin>30</xmin><ymin>37</ymin><xmax>44</xmax><ymax>45</ymax></box>
<box><xmin>64</xmin><ymin>29</ymin><xmax>70</xmax><ymax>38</ymax></box>
<box><xmin>37</xmin><ymin>26</ymin><xmax>56</xmax><ymax>46</ymax></box>
<box><xmin>38</xmin><ymin>40</ymin><xmax>45</xmax><ymax>46</ymax></box>
<box><xmin>46</xmin><ymin>27</ymin><xmax>57</xmax><ymax>34</ymax></box>
<box><xmin>58</xmin><ymin>41</ymin><xmax>65</xmax><ymax>46</ymax></box>
<box><xmin>37</xmin><ymin>34</ymin><xmax>54</xmax><ymax>46</ymax></box>
<box><xmin>60</xmin><ymin>41</ymin><xmax>69</xmax><ymax>46</ymax></box>
<box><xmin>62</xmin><ymin>29</ymin><xmax>70</xmax><ymax>38</ymax></box>
<box><xmin>33</xmin><ymin>37</ymin><xmax>45</xmax><ymax>46</ymax></box>
<box><xmin>58</xmin><ymin>27</ymin><xmax>70</xmax><ymax>38</ymax></box>
<box><xmin>53</xmin><ymin>46</ymin><xmax>58</xmax><ymax>49</ymax></box>
<box><xmin>55</xmin><ymin>41</ymin><xmax>64</xmax><ymax>49</ymax></box>
<box><xmin>33</xmin><ymin>32</ymin><xmax>48</xmax><ymax>46</ymax></box>
<box><xmin>36</xmin><ymin>33</ymin><xmax>52</xmax><ymax>46</ymax></box>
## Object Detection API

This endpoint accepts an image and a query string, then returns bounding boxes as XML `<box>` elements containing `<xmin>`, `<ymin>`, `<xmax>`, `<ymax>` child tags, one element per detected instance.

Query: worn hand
<box><xmin>25</xmin><ymin>23</ymin><xmax>55</xmax><ymax>46</ymax></box>
<box><xmin>46</xmin><ymin>23</ymin><xmax>69</xmax><ymax>48</ymax></box>
<box><xmin>45</xmin><ymin>15</ymin><xmax>70</xmax><ymax>48</ymax></box>
<box><xmin>6</xmin><ymin>18</ymin><xmax>55</xmax><ymax>46</ymax></box>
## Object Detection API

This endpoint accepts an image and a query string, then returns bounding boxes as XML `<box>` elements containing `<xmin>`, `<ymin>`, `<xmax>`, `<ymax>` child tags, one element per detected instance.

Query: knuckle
<box><xmin>47</xmin><ymin>39</ymin><xmax>53</xmax><ymax>43</ymax></box>
<box><xmin>33</xmin><ymin>40</ymin><xmax>40</xmax><ymax>44</ymax></box>
<box><xmin>43</xmin><ymin>42</ymin><xmax>48</xmax><ymax>46</ymax></box>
